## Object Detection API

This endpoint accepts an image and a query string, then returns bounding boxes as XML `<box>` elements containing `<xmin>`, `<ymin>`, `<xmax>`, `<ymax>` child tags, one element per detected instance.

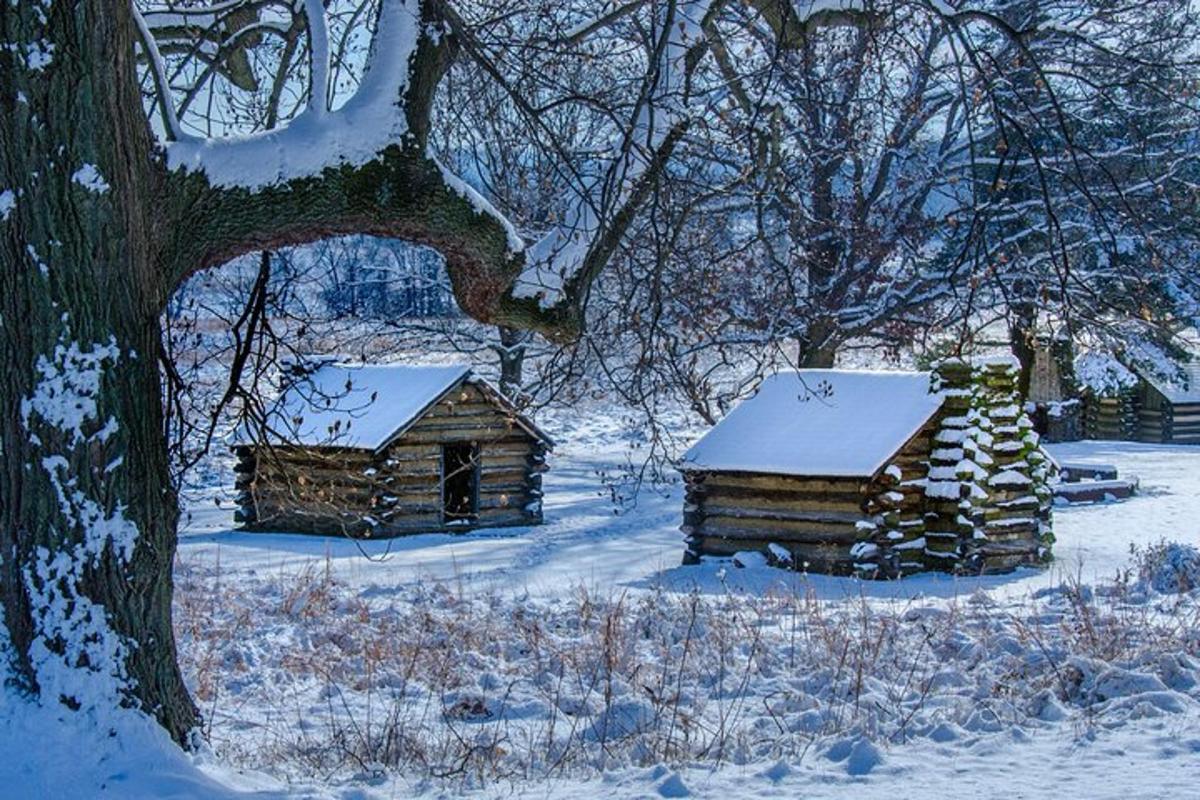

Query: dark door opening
<box><xmin>442</xmin><ymin>442</ymin><xmax>480</xmax><ymax>524</ymax></box>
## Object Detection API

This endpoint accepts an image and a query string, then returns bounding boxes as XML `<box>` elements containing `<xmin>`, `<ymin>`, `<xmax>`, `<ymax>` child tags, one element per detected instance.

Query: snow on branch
<box><xmin>140</xmin><ymin>1</ymin><xmax>294</xmax><ymax>49</ymax></box>
<box><xmin>164</xmin><ymin>0</ymin><xmax>420</xmax><ymax>190</ymax></box>
<box><xmin>140</xmin><ymin>0</ymin><xmax>255</xmax><ymax>31</ymax></box>
<box><xmin>433</xmin><ymin>157</ymin><xmax>525</xmax><ymax>254</ymax></box>
<box><xmin>1075</xmin><ymin>350</ymin><xmax>1138</xmax><ymax>395</ymax></box>
<box><xmin>132</xmin><ymin>2</ymin><xmax>185</xmax><ymax>141</ymax></box>
<box><xmin>512</xmin><ymin>0</ymin><xmax>715</xmax><ymax>309</ymax></box>
<box><xmin>792</xmin><ymin>1</ymin><xmax>869</xmax><ymax>22</ymax></box>
<box><xmin>302</xmin><ymin>0</ymin><xmax>331</xmax><ymax>115</ymax></box>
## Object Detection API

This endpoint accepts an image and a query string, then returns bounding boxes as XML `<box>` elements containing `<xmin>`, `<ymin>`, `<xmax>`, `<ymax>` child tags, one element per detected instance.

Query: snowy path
<box><xmin>179</xmin><ymin>440</ymin><xmax>1200</xmax><ymax>603</ymax></box>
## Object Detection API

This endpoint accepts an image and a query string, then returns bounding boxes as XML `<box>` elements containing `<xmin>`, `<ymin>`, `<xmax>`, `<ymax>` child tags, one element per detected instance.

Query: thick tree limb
<box><xmin>158</xmin><ymin>0</ymin><xmax>723</xmax><ymax>343</ymax></box>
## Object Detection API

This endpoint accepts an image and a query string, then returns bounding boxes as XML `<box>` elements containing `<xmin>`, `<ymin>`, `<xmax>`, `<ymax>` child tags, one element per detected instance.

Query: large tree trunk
<box><xmin>796</xmin><ymin>151</ymin><xmax>842</xmax><ymax>370</ymax></box>
<box><xmin>796</xmin><ymin>319</ymin><xmax>840</xmax><ymax>368</ymax></box>
<box><xmin>1</xmin><ymin>1</ymin><xmax>197</xmax><ymax>740</ymax></box>
<box><xmin>495</xmin><ymin>326</ymin><xmax>529</xmax><ymax>398</ymax></box>
<box><xmin>3</xmin><ymin>0</ymin><xmax>659</xmax><ymax>750</ymax></box>
<box><xmin>0</xmin><ymin>0</ymin><xmax>545</xmax><ymax>747</ymax></box>
<box><xmin>1010</xmin><ymin>301</ymin><xmax>1037</xmax><ymax>399</ymax></box>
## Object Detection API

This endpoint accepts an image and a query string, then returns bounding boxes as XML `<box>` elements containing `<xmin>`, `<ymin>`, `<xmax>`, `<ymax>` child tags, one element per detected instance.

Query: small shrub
<box><xmin>1135</xmin><ymin>541</ymin><xmax>1200</xmax><ymax>594</ymax></box>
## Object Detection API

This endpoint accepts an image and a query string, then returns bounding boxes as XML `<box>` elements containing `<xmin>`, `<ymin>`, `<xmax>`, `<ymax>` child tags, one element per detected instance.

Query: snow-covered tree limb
<box><xmin>509</xmin><ymin>0</ymin><xmax>720</xmax><ymax>319</ymax></box>
<box><xmin>164</xmin><ymin>0</ymin><xmax>421</xmax><ymax>190</ymax></box>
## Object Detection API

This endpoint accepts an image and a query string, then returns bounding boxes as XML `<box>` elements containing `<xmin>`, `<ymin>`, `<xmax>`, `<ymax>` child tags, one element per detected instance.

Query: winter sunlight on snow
<box><xmin>4</xmin><ymin>1</ymin><xmax>1200</xmax><ymax>798</ymax></box>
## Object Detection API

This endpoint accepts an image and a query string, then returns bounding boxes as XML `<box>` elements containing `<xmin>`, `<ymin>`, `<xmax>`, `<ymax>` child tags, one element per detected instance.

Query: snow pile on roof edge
<box><xmin>1075</xmin><ymin>350</ymin><xmax>1138</xmax><ymax>395</ymax></box>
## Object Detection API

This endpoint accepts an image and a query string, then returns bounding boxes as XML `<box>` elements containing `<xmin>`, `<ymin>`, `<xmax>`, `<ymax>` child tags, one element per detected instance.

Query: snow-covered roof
<box><xmin>1075</xmin><ymin>350</ymin><xmax>1139</xmax><ymax>396</ymax></box>
<box><xmin>234</xmin><ymin>363</ymin><xmax>550</xmax><ymax>452</ymax></box>
<box><xmin>680</xmin><ymin>370</ymin><xmax>944</xmax><ymax>478</ymax></box>
<box><xmin>1138</xmin><ymin>360</ymin><xmax>1200</xmax><ymax>405</ymax></box>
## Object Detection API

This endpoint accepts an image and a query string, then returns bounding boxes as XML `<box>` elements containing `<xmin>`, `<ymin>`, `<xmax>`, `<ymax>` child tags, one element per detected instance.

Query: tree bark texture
<box><xmin>796</xmin><ymin>318</ymin><xmax>840</xmax><ymax>368</ymax></box>
<box><xmin>1</xmin><ymin>0</ymin><xmax>197</xmax><ymax>741</ymax></box>
<box><xmin>1009</xmin><ymin>302</ymin><xmax>1037</xmax><ymax>399</ymax></box>
<box><xmin>0</xmin><ymin>0</ymin><xmax>560</xmax><ymax>746</ymax></box>
<box><xmin>496</xmin><ymin>326</ymin><xmax>528</xmax><ymax>397</ymax></box>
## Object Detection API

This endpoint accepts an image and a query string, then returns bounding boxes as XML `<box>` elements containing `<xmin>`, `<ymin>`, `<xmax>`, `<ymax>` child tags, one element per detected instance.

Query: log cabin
<box><xmin>1129</xmin><ymin>359</ymin><xmax>1200</xmax><ymax>445</ymax></box>
<box><xmin>679</xmin><ymin>362</ymin><xmax>1054</xmax><ymax>577</ymax></box>
<box><xmin>1079</xmin><ymin>354</ymin><xmax>1200</xmax><ymax>444</ymax></box>
<box><xmin>232</xmin><ymin>363</ymin><xmax>552</xmax><ymax>536</ymax></box>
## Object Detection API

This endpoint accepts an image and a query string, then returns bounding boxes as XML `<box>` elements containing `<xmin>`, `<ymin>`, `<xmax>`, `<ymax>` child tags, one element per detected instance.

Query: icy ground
<box><xmin>5</xmin><ymin>428</ymin><xmax>1200</xmax><ymax>799</ymax></box>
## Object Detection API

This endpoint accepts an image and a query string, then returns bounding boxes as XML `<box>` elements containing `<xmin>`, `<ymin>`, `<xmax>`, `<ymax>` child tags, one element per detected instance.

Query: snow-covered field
<box><xmin>154</xmin><ymin>423</ymin><xmax>1200</xmax><ymax>799</ymax></box>
<box><xmin>6</xmin><ymin>419</ymin><xmax>1200</xmax><ymax>799</ymax></box>
<box><xmin>179</xmin><ymin>433</ymin><xmax>1200</xmax><ymax>605</ymax></box>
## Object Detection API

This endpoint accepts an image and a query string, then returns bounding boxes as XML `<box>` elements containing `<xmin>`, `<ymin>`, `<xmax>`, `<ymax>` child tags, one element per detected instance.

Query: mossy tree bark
<box><xmin>1</xmin><ymin>0</ymin><xmax>198</xmax><ymax>742</ymax></box>
<box><xmin>0</xmin><ymin>0</ymin><xmax>566</xmax><ymax>746</ymax></box>
<box><xmin>1009</xmin><ymin>301</ymin><xmax>1038</xmax><ymax>398</ymax></box>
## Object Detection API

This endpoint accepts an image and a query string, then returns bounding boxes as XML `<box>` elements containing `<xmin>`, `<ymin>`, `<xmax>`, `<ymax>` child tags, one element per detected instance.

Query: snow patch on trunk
<box><xmin>0</xmin><ymin>189</ymin><xmax>16</xmax><ymax>220</ymax></box>
<box><xmin>18</xmin><ymin>334</ymin><xmax>140</xmax><ymax>713</ymax></box>
<box><xmin>71</xmin><ymin>164</ymin><xmax>109</xmax><ymax>194</ymax></box>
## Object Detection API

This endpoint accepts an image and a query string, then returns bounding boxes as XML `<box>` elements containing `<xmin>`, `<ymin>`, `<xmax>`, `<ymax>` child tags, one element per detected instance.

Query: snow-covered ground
<box><xmin>152</xmin><ymin>429</ymin><xmax>1200</xmax><ymax>796</ymax></box>
<box><xmin>7</xmin><ymin>424</ymin><xmax>1200</xmax><ymax>800</ymax></box>
<box><xmin>179</xmin><ymin>434</ymin><xmax>1200</xmax><ymax>605</ymax></box>
<box><xmin>1037</xmin><ymin>441</ymin><xmax>1200</xmax><ymax>587</ymax></box>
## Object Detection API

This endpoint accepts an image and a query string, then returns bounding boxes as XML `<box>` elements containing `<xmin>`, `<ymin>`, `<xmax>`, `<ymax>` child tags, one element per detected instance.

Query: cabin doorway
<box><xmin>442</xmin><ymin>442</ymin><xmax>480</xmax><ymax>524</ymax></box>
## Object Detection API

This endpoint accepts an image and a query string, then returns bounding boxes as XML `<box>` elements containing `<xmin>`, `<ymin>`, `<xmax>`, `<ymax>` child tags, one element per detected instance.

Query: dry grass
<box><xmin>173</xmin><ymin>553</ymin><xmax>1200</xmax><ymax>789</ymax></box>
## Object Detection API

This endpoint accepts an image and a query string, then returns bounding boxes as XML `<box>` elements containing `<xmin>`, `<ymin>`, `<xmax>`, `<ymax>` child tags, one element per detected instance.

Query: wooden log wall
<box><xmin>922</xmin><ymin>360</ymin><xmax>978</xmax><ymax>571</ymax></box>
<box><xmin>1134</xmin><ymin>384</ymin><xmax>1200</xmax><ymax>445</ymax></box>
<box><xmin>395</xmin><ymin>383</ymin><xmax>547</xmax><ymax>525</ymax></box>
<box><xmin>969</xmin><ymin>361</ymin><xmax>1051</xmax><ymax>573</ymax></box>
<box><xmin>1131</xmin><ymin>383</ymin><xmax>1166</xmax><ymax>444</ymax></box>
<box><xmin>235</xmin><ymin>446</ymin><xmax>396</xmax><ymax>536</ymax></box>
<box><xmin>848</xmin><ymin>420</ymin><xmax>937</xmax><ymax>578</ymax></box>
<box><xmin>681</xmin><ymin>471</ymin><xmax>876</xmax><ymax>575</ymax></box>
<box><xmin>1083</xmin><ymin>390</ymin><xmax>1139</xmax><ymax>441</ymax></box>
<box><xmin>236</xmin><ymin>381</ymin><xmax>548</xmax><ymax>536</ymax></box>
<box><xmin>1167</xmin><ymin>402</ymin><xmax>1200</xmax><ymax>444</ymax></box>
